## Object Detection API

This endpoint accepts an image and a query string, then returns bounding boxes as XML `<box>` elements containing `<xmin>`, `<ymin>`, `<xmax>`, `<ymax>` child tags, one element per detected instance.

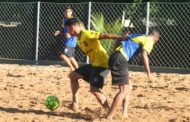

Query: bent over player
<box><xmin>107</xmin><ymin>30</ymin><xmax>160</xmax><ymax>120</ymax></box>
<box><xmin>65</xmin><ymin>18</ymin><xmax>127</xmax><ymax>112</ymax></box>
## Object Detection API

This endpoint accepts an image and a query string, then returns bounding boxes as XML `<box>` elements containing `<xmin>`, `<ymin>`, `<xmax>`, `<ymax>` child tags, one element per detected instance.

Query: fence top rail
<box><xmin>0</xmin><ymin>2</ymin><xmax>37</xmax><ymax>4</ymax></box>
<box><xmin>0</xmin><ymin>1</ymin><xmax>88</xmax><ymax>4</ymax></box>
<box><xmin>91</xmin><ymin>2</ymin><xmax>190</xmax><ymax>4</ymax></box>
<box><xmin>1</xmin><ymin>1</ymin><xmax>190</xmax><ymax>4</ymax></box>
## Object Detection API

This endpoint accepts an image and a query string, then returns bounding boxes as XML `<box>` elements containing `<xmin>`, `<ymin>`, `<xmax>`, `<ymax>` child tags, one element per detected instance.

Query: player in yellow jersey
<box><xmin>65</xmin><ymin>18</ymin><xmax>127</xmax><ymax>112</ymax></box>
<box><xmin>106</xmin><ymin>30</ymin><xmax>160</xmax><ymax>120</ymax></box>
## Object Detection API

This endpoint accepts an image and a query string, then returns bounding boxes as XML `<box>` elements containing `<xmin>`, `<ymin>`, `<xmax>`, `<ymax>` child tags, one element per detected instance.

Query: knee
<box><xmin>119</xmin><ymin>85</ymin><xmax>129</xmax><ymax>97</ymax></box>
<box><xmin>90</xmin><ymin>87</ymin><xmax>99</xmax><ymax>95</ymax></box>
<box><xmin>119</xmin><ymin>90</ymin><xmax>127</xmax><ymax>98</ymax></box>
<box><xmin>69</xmin><ymin>71</ymin><xmax>78</xmax><ymax>81</ymax></box>
<box><xmin>60</xmin><ymin>54</ymin><xmax>65</xmax><ymax>59</ymax></box>
<box><xmin>90</xmin><ymin>90</ymin><xmax>96</xmax><ymax>95</ymax></box>
<box><xmin>129</xmin><ymin>83</ymin><xmax>133</xmax><ymax>92</ymax></box>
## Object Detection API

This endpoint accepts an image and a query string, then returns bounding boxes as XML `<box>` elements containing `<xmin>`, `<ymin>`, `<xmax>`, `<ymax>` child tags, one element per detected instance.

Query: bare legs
<box><xmin>69</xmin><ymin>71</ymin><xmax>109</xmax><ymax>112</ymax></box>
<box><xmin>106</xmin><ymin>83</ymin><xmax>132</xmax><ymax>120</ymax></box>
<box><xmin>122</xmin><ymin>83</ymin><xmax>133</xmax><ymax>118</ymax></box>
<box><xmin>69</xmin><ymin>71</ymin><xmax>82</xmax><ymax>112</ymax></box>
<box><xmin>60</xmin><ymin>54</ymin><xmax>78</xmax><ymax>71</ymax></box>
<box><xmin>69</xmin><ymin>57</ymin><xmax>78</xmax><ymax>70</ymax></box>
<box><xmin>90</xmin><ymin>86</ymin><xmax>110</xmax><ymax>111</ymax></box>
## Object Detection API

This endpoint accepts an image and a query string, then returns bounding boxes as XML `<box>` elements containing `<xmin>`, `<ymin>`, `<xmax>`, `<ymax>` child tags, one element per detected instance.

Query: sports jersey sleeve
<box><xmin>142</xmin><ymin>38</ymin><xmax>154</xmax><ymax>54</ymax></box>
<box><xmin>131</xmin><ymin>35</ymin><xmax>154</xmax><ymax>54</ymax></box>
<box><xmin>85</xmin><ymin>30</ymin><xmax>101</xmax><ymax>40</ymax></box>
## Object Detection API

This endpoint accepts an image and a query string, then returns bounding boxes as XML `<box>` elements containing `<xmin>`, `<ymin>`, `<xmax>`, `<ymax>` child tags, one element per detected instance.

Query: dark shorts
<box><xmin>109</xmin><ymin>52</ymin><xmax>129</xmax><ymax>85</ymax></box>
<box><xmin>61</xmin><ymin>46</ymin><xmax>75</xmax><ymax>57</ymax></box>
<box><xmin>75</xmin><ymin>64</ymin><xmax>109</xmax><ymax>89</ymax></box>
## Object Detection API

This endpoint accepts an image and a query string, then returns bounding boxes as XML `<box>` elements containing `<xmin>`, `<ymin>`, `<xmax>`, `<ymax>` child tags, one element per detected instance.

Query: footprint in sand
<box><xmin>168</xmin><ymin>118</ymin><xmax>176</xmax><ymax>122</ymax></box>
<box><xmin>7</xmin><ymin>73</ymin><xmax>24</xmax><ymax>78</ymax></box>
<box><xmin>175</xmin><ymin>87</ymin><xmax>189</xmax><ymax>91</ymax></box>
<box><xmin>29</xmin><ymin>101</ymin><xmax>38</xmax><ymax>107</ymax></box>
<box><xmin>79</xmin><ymin>107</ymin><xmax>105</xmax><ymax>121</ymax></box>
<box><xmin>137</xmin><ymin>94</ymin><xmax>144</xmax><ymax>97</ymax></box>
<box><xmin>18</xmin><ymin>104</ymin><xmax>23</xmax><ymax>108</ymax></box>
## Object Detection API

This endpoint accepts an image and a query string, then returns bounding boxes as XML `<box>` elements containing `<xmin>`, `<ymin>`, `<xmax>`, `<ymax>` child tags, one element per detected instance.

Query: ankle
<box><xmin>106</xmin><ymin>114</ymin><xmax>113</xmax><ymax>120</ymax></box>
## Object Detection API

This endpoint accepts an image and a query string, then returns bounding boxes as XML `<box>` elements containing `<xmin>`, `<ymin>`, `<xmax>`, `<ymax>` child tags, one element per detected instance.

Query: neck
<box><xmin>75</xmin><ymin>29</ymin><xmax>82</xmax><ymax>37</ymax></box>
<box><xmin>65</xmin><ymin>16</ymin><xmax>72</xmax><ymax>19</ymax></box>
<box><xmin>150</xmin><ymin>36</ymin><xmax>156</xmax><ymax>44</ymax></box>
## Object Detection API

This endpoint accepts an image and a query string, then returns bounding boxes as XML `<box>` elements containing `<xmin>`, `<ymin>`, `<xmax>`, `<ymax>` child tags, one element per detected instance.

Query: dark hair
<box><xmin>122</xmin><ymin>28</ymin><xmax>131</xmax><ymax>34</ymax></box>
<box><xmin>149</xmin><ymin>29</ymin><xmax>160</xmax><ymax>35</ymax></box>
<box><xmin>65</xmin><ymin>18</ymin><xmax>80</xmax><ymax>26</ymax></box>
<box><xmin>64</xmin><ymin>6</ymin><xmax>73</xmax><ymax>12</ymax></box>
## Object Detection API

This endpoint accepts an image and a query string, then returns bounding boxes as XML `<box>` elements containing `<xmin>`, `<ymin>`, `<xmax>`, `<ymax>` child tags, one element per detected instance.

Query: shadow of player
<box><xmin>0</xmin><ymin>107</ymin><xmax>91</xmax><ymax>120</ymax></box>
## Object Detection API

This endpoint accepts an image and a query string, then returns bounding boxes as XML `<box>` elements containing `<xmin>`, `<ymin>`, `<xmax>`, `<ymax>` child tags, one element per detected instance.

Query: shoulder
<box><xmin>63</xmin><ymin>17</ymin><xmax>68</xmax><ymax>24</ymax></box>
<box><xmin>83</xmin><ymin>30</ymin><xmax>100</xmax><ymax>37</ymax></box>
<box><xmin>142</xmin><ymin>36</ymin><xmax>154</xmax><ymax>54</ymax></box>
<box><xmin>129</xmin><ymin>34</ymin><xmax>145</xmax><ymax>39</ymax></box>
<box><xmin>83</xmin><ymin>30</ymin><xmax>99</xmax><ymax>34</ymax></box>
<box><xmin>129</xmin><ymin>34</ymin><xmax>147</xmax><ymax>43</ymax></box>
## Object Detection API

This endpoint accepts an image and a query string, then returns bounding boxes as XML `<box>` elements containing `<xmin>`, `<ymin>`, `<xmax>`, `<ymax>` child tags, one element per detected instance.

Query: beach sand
<box><xmin>0</xmin><ymin>64</ymin><xmax>189</xmax><ymax>122</ymax></box>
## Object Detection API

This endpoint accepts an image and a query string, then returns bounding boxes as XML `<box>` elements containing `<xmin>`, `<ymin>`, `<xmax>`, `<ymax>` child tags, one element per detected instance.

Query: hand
<box><xmin>119</xmin><ymin>35</ymin><xmax>129</xmax><ymax>41</ymax></box>
<box><xmin>54</xmin><ymin>31</ymin><xmax>60</xmax><ymax>36</ymax></box>
<box><xmin>65</xmin><ymin>33</ymin><xmax>71</xmax><ymax>38</ymax></box>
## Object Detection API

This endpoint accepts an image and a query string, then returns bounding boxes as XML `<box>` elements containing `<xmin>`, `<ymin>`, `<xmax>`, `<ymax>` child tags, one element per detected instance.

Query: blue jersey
<box><xmin>63</xmin><ymin>17</ymin><xmax>77</xmax><ymax>47</ymax></box>
<box><xmin>64</xmin><ymin>37</ymin><xmax>78</xmax><ymax>47</ymax></box>
<box><xmin>116</xmin><ymin>34</ymin><xmax>154</xmax><ymax>61</ymax></box>
<box><xmin>63</xmin><ymin>17</ymin><xmax>68</xmax><ymax>34</ymax></box>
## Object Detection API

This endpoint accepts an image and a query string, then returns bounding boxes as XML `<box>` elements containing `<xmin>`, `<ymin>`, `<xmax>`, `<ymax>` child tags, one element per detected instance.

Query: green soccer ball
<box><xmin>45</xmin><ymin>96</ymin><xmax>60</xmax><ymax>111</ymax></box>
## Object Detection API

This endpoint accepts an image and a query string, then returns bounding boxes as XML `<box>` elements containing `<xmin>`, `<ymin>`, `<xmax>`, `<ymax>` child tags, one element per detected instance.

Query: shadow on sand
<box><xmin>0</xmin><ymin>107</ymin><xmax>92</xmax><ymax>120</ymax></box>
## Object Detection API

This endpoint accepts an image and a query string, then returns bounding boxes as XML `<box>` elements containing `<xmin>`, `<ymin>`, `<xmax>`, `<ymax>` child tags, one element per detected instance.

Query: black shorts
<box><xmin>61</xmin><ymin>46</ymin><xmax>75</xmax><ymax>57</ymax></box>
<box><xmin>109</xmin><ymin>52</ymin><xmax>129</xmax><ymax>85</ymax></box>
<box><xmin>75</xmin><ymin>64</ymin><xmax>109</xmax><ymax>89</ymax></box>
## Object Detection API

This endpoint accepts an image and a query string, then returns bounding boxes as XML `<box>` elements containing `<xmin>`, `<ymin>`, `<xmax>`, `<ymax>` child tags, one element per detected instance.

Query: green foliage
<box><xmin>91</xmin><ymin>14</ymin><xmax>123</xmax><ymax>54</ymax></box>
<box><xmin>91</xmin><ymin>14</ymin><xmax>105</xmax><ymax>32</ymax></box>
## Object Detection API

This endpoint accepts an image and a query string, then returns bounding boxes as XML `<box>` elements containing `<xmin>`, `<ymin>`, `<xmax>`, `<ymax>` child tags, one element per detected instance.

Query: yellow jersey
<box><xmin>77</xmin><ymin>30</ymin><xmax>109</xmax><ymax>68</ymax></box>
<box><xmin>116</xmin><ymin>34</ymin><xmax>154</xmax><ymax>61</ymax></box>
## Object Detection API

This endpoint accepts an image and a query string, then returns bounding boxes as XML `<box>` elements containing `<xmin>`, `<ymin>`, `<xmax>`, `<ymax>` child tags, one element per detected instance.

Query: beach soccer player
<box><xmin>106</xmin><ymin>30</ymin><xmax>160</xmax><ymax>120</ymax></box>
<box><xmin>65</xmin><ymin>18</ymin><xmax>128</xmax><ymax>112</ymax></box>
<box><xmin>54</xmin><ymin>6</ymin><xmax>78</xmax><ymax>71</ymax></box>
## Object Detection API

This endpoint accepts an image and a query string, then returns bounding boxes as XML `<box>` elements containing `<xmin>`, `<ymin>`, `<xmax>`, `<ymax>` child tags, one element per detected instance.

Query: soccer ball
<box><xmin>45</xmin><ymin>95</ymin><xmax>60</xmax><ymax>111</ymax></box>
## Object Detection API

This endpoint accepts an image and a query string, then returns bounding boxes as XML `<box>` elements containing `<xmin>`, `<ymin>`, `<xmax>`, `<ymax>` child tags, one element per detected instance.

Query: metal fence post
<box><xmin>86</xmin><ymin>2</ymin><xmax>91</xmax><ymax>64</ymax></box>
<box><xmin>146</xmin><ymin>2</ymin><xmax>150</xmax><ymax>34</ymax></box>
<box><xmin>35</xmin><ymin>1</ymin><xmax>41</xmax><ymax>65</ymax></box>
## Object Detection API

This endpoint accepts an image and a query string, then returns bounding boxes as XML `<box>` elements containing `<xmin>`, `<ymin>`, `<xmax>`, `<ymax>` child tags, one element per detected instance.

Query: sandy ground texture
<box><xmin>0</xmin><ymin>64</ymin><xmax>189</xmax><ymax>122</ymax></box>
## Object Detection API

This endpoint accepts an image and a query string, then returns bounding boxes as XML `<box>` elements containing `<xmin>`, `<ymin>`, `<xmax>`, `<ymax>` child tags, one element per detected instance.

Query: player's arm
<box><xmin>54</xmin><ymin>20</ymin><xmax>65</xmax><ymax>36</ymax></box>
<box><xmin>54</xmin><ymin>30</ymin><xmax>64</xmax><ymax>36</ymax></box>
<box><xmin>113</xmin><ymin>39</ymin><xmax>121</xmax><ymax>50</ymax></box>
<box><xmin>99</xmin><ymin>33</ymin><xmax>128</xmax><ymax>40</ymax></box>
<box><xmin>141</xmin><ymin>50</ymin><xmax>152</xmax><ymax>81</ymax></box>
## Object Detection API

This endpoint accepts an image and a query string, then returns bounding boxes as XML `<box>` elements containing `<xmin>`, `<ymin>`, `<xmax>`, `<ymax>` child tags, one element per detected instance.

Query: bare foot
<box><xmin>122</xmin><ymin>113</ymin><xmax>128</xmax><ymax>119</ymax></box>
<box><xmin>100</xmin><ymin>118</ymin><xmax>109</xmax><ymax>122</ymax></box>
<box><xmin>70</xmin><ymin>67</ymin><xmax>75</xmax><ymax>72</ymax></box>
<box><xmin>70</xmin><ymin>102</ymin><xmax>79</xmax><ymax>112</ymax></box>
<box><xmin>106</xmin><ymin>115</ymin><xmax>113</xmax><ymax>120</ymax></box>
<box><xmin>104</xmin><ymin>106</ymin><xmax>110</xmax><ymax>112</ymax></box>
<box><xmin>122</xmin><ymin>109</ymin><xmax>128</xmax><ymax>118</ymax></box>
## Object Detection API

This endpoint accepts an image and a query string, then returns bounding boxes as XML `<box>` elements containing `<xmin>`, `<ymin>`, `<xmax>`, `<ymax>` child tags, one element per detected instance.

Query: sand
<box><xmin>0</xmin><ymin>64</ymin><xmax>189</xmax><ymax>122</ymax></box>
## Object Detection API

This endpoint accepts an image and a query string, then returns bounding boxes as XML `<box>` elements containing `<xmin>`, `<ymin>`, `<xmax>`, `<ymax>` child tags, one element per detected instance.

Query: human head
<box><xmin>149</xmin><ymin>29</ymin><xmax>160</xmax><ymax>43</ymax></box>
<box><xmin>65</xmin><ymin>18</ymin><xmax>81</xmax><ymax>36</ymax></box>
<box><xmin>64</xmin><ymin>6</ymin><xmax>73</xmax><ymax>19</ymax></box>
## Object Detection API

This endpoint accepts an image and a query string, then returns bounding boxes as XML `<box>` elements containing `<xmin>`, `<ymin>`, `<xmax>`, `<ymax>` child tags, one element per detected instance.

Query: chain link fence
<box><xmin>149</xmin><ymin>2</ymin><xmax>190</xmax><ymax>68</ymax></box>
<box><xmin>0</xmin><ymin>2</ymin><xmax>190</xmax><ymax>69</ymax></box>
<box><xmin>0</xmin><ymin>2</ymin><xmax>37</xmax><ymax>60</ymax></box>
<box><xmin>38</xmin><ymin>3</ymin><xmax>88</xmax><ymax>62</ymax></box>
